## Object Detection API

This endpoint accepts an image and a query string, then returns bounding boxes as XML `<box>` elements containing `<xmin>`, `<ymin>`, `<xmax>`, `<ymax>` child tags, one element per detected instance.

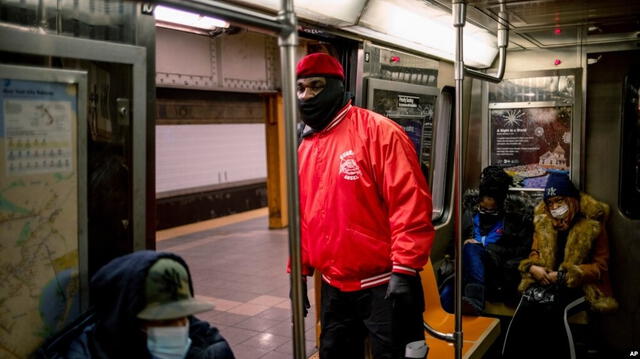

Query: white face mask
<box><xmin>146</xmin><ymin>323</ymin><xmax>192</xmax><ymax>359</ymax></box>
<box><xmin>550</xmin><ymin>204</ymin><xmax>569</xmax><ymax>219</ymax></box>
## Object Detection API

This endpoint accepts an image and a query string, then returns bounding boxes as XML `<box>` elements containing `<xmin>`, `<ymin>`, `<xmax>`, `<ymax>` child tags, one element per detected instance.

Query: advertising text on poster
<box><xmin>490</xmin><ymin>105</ymin><xmax>572</xmax><ymax>189</ymax></box>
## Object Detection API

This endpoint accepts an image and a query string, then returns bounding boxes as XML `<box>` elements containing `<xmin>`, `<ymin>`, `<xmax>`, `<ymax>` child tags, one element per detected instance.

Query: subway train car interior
<box><xmin>1</xmin><ymin>0</ymin><xmax>639</xmax><ymax>358</ymax></box>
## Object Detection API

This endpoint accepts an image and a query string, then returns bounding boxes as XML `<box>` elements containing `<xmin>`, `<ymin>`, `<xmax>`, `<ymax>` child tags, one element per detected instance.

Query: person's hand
<box><xmin>547</xmin><ymin>271</ymin><xmax>558</xmax><ymax>284</ymax></box>
<box><xmin>289</xmin><ymin>276</ymin><xmax>311</xmax><ymax>317</ymax></box>
<box><xmin>464</xmin><ymin>238</ymin><xmax>481</xmax><ymax>245</ymax></box>
<box><xmin>301</xmin><ymin>278</ymin><xmax>311</xmax><ymax>317</ymax></box>
<box><xmin>385</xmin><ymin>273</ymin><xmax>415</xmax><ymax>299</ymax></box>
<box><xmin>530</xmin><ymin>265</ymin><xmax>551</xmax><ymax>285</ymax></box>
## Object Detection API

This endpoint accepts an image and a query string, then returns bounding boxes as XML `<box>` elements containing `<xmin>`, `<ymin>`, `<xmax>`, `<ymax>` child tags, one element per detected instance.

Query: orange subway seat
<box><xmin>422</xmin><ymin>259</ymin><xmax>501</xmax><ymax>359</ymax></box>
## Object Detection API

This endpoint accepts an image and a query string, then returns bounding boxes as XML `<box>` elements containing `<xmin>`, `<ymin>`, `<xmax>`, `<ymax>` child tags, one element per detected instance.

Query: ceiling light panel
<box><xmin>155</xmin><ymin>5</ymin><xmax>229</xmax><ymax>30</ymax></box>
<box><xmin>231</xmin><ymin>0</ymin><xmax>367</xmax><ymax>26</ymax></box>
<box><xmin>353</xmin><ymin>0</ymin><xmax>499</xmax><ymax>68</ymax></box>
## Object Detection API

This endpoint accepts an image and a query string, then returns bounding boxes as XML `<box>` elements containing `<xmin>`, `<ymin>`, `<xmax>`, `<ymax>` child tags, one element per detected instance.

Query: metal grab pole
<box><xmin>463</xmin><ymin>1</ymin><xmax>509</xmax><ymax>83</ymax></box>
<box><xmin>278</xmin><ymin>1</ymin><xmax>306</xmax><ymax>359</ymax></box>
<box><xmin>450</xmin><ymin>2</ymin><xmax>508</xmax><ymax>359</ymax></box>
<box><xmin>452</xmin><ymin>2</ymin><xmax>465</xmax><ymax>359</ymax></box>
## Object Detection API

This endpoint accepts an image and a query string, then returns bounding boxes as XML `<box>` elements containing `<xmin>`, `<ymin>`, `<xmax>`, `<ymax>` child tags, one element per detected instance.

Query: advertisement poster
<box><xmin>371</xmin><ymin>89</ymin><xmax>435</xmax><ymax>176</ymax></box>
<box><xmin>490</xmin><ymin>105</ymin><xmax>572</xmax><ymax>189</ymax></box>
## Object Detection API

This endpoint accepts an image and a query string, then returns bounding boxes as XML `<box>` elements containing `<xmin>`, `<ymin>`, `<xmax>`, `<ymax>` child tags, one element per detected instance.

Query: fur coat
<box><xmin>518</xmin><ymin>193</ymin><xmax>618</xmax><ymax>312</ymax></box>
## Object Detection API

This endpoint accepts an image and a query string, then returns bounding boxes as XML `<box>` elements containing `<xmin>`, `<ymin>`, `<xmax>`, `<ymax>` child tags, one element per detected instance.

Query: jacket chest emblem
<box><xmin>339</xmin><ymin>150</ymin><xmax>361</xmax><ymax>181</ymax></box>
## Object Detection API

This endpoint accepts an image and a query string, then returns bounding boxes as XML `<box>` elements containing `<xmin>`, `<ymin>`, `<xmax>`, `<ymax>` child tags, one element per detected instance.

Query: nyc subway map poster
<box><xmin>0</xmin><ymin>75</ymin><xmax>81</xmax><ymax>357</ymax></box>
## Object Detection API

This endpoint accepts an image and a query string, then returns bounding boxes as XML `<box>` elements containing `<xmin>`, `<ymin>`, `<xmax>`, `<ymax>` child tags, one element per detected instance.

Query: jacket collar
<box><xmin>299</xmin><ymin>100</ymin><xmax>353</xmax><ymax>139</ymax></box>
<box><xmin>322</xmin><ymin>100</ymin><xmax>352</xmax><ymax>133</ymax></box>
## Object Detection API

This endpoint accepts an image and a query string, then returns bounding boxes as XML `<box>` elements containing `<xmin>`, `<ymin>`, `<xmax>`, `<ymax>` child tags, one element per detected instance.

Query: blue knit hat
<box><xmin>544</xmin><ymin>172</ymin><xmax>579</xmax><ymax>200</ymax></box>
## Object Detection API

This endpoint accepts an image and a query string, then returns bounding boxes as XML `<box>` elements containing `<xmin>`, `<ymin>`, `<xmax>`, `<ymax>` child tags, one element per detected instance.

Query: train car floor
<box><xmin>157</xmin><ymin>208</ymin><xmax>318</xmax><ymax>359</ymax></box>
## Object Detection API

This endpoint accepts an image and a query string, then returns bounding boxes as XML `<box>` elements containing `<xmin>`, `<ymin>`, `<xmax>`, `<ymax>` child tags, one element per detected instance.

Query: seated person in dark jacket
<box><xmin>460</xmin><ymin>166</ymin><xmax>534</xmax><ymax>314</ymax></box>
<box><xmin>51</xmin><ymin>250</ymin><xmax>234</xmax><ymax>359</ymax></box>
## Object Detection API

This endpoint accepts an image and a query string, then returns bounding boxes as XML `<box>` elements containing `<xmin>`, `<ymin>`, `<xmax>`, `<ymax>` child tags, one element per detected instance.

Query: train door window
<box><xmin>620</xmin><ymin>71</ymin><xmax>640</xmax><ymax>219</ymax></box>
<box><xmin>430</xmin><ymin>87</ymin><xmax>453</xmax><ymax>221</ymax></box>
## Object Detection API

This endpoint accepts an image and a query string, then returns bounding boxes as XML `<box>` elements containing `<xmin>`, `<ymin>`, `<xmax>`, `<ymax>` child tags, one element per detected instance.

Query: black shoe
<box><xmin>462</xmin><ymin>296</ymin><xmax>483</xmax><ymax>316</ymax></box>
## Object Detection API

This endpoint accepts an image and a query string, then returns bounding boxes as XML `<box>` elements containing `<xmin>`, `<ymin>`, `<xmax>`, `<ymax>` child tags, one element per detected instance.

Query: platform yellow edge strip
<box><xmin>155</xmin><ymin>207</ymin><xmax>269</xmax><ymax>242</ymax></box>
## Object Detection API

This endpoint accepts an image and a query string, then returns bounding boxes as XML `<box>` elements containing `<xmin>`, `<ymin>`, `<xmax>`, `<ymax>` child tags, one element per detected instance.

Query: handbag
<box><xmin>522</xmin><ymin>284</ymin><xmax>559</xmax><ymax>305</ymax></box>
<box><xmin>436</xmin><ymin>255</ymin><xmax>454</xmax><ymax>286</ymax></box>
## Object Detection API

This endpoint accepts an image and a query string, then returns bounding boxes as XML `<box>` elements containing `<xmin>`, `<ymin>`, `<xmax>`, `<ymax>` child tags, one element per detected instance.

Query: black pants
<box><xmin>320</xmin><ymin>279</ymin><xmax>425</xmax><ymax>359</ymax></box>
<box><xmin>502</xmin><ymin>287</ymin><xmax>587</xmax><ymax>359</ymax></box>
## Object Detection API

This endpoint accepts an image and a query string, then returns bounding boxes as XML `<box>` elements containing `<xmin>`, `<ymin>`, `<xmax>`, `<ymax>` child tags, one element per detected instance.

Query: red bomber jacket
<box><xmin>297</xmin><ymin>102</ymin><xmax>435</xmax><ymax>292</ymax></box>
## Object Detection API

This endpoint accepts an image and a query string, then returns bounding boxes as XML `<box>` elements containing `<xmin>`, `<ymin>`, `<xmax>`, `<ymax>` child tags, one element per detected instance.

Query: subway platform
<box><xmin>157</xmin><ymin>208</ymin><xmax>318</xmax><ymax>359</ymax></box>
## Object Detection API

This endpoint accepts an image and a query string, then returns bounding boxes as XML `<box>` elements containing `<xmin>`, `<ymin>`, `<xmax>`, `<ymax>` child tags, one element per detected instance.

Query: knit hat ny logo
<box><xmin>339</xmin><ymin>150</ymin><xmax>361</xmax><ymax>181</ymax></box>
<box><xmin>546</xmin><ymin>187</ymin><xmax>557</xmax><ymax>197</ymax></box>
<box><xmin>160</xmin><ymin>268</ymin><xmax>183</xmax><ymax>300</ymax></box>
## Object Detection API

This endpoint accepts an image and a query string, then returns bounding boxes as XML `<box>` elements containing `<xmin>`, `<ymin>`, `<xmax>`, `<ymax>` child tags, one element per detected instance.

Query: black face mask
<box><xmin>297</xmin><ymin>78</ymin><xmax>347</xmax><ymax>131</ymax></box>
<box><xmin>479</xmin><ymin>211</ymin><xmax>501</xmax><ymax>234</ymax></box>
<box><xmin>479</xmin><ymin>213</ymin><xmax>499</xmax><ymax>227</ymax></box>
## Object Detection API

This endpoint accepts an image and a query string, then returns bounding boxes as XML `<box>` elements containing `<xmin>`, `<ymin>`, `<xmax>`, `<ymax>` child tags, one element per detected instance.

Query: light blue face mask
<box><xmin>146</xmin><ymin>323</ymin><xmax>192</xmax><ymax>359</ymax></box>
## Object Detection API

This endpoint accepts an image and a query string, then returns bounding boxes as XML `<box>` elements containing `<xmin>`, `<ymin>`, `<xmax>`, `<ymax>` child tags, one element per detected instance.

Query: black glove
<box><xmin>290</xmin><ymin>276</ymin><xmax>311</xmax><ymax>317</ymax></box>
<box><xmin>302</xmin><ymin>278</ymin><xmax>311</xmax><ymax>317</ymax></box>
<box><xmin>385</xmin><ymin>273</ymin><xmax>415</xmax><ymax>299</ymax></box>
<box><xmin>386</xmin><ymin>273</ymin><xmax>427</xmax><ymax>358</ymax></box>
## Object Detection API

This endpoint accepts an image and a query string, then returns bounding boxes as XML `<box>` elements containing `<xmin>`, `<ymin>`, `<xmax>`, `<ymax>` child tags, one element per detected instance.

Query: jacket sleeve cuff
<box><xmin>287</xmin><ymin>259</ymin><xmax>314</xmax><ymax>277</ymax></box>
<box><xmin>392</xmin><ymin>264</ymin><xmax>418</xmax><ymax>276</ymax></box>
<box><xmin>559</xmin><ymin>264</ymin><xmax>583</xmax><ymax>288</ymax></box>
<box><xmin>518</xmin><ymin>255</ymin><xmax>543</xmax><ymax>275</ymax></box>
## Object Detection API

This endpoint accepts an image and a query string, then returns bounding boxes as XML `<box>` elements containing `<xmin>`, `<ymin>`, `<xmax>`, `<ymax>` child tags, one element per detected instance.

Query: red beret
<box><xmin>296</xmin><ymin>53</ymin><xmax>344</xmax><ymax>80</ymax></box>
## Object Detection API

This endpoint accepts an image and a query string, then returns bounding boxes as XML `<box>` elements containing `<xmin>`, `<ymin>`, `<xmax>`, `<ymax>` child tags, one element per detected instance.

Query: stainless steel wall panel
<box><xmin>505</xmin><ymin>47</ymin><xmax>581</xmax><ymax>71</ymax></box>
<box><xmin>0</xmin><ymin>0</ymin><xmax>138</xmax><ymax>43</ymax></box>
<box><xmin>583</xmin><ymin>49</ymin><xmax>640</xmax><ymax>353</ymax></box>
<box><xmin>362</xmin><ymin>42</ymin><xmax>439</xmax><ymax>87</ymax></box>
<box><xmin>135</xmin><ymin>2</ymin><xmax>157</xmax><ymax>251</ymax></box>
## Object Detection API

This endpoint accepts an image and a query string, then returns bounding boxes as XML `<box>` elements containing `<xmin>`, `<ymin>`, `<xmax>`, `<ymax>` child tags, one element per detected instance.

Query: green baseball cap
<box><xmin>137</xmin><ymin>258</ymin><xmax>214</xmax><ymax>320</ymax></box>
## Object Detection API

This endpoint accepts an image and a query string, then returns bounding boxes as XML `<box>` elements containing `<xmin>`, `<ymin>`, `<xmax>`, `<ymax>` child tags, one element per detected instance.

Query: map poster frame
<box><xmin>0</xmin><ymin>64</ymin><xmax>87</xmax><ymax>353</ymax></box>
<box><xmin>488</xmin><ymin>101</ymin><xmax>573</xmax><ymax>191</ymax></box>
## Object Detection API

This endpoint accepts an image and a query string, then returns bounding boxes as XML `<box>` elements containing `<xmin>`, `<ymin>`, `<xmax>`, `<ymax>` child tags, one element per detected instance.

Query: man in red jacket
<box><xmin>293</xmin><ymin>52</ymin><xmax>435</xmax><ymax>359</ymax></box>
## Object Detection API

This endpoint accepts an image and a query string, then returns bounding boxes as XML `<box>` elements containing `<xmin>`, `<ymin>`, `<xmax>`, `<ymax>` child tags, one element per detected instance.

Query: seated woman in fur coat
<box><xmin>502</xmin><ymin>172</ymin><xmax>617</xmax><ymax>359</ymax></box>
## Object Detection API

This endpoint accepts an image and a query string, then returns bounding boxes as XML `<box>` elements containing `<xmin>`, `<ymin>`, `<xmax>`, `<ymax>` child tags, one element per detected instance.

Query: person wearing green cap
<box><xmin>37</xmin><ymin>251</ymin><xmax>234</xmax><ymax>359</ymax></box>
